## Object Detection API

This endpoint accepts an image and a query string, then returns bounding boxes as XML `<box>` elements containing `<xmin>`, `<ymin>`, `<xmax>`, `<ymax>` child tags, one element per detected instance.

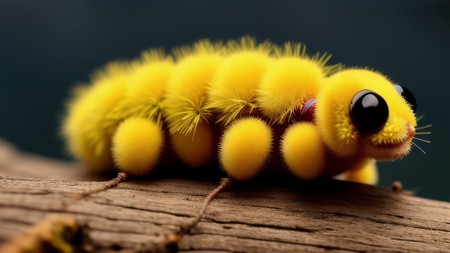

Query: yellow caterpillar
<box><xmin>62</xmin><ymin>37</ymin><xmax>421</xmax><ymax>185</ymax></box>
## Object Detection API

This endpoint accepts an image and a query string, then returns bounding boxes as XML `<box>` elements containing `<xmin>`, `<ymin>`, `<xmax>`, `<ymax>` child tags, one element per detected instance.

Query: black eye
<box><xmin>350</xmin><ymin>90</ymin><xmax>389</xmax><ymax>133</ymax></box>
<box><xmin>394</xmin><ymin>84</ymin><xmax>417</xmax><ymax>112</ymax></box>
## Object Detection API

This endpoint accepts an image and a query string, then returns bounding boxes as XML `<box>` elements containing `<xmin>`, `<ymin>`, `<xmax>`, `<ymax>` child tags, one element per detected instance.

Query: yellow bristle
<box><xmin>274</xmin><ymin>42</ymin><xmax>342</xmax><ymax>75</ymax></box>
<box><xmin>62</xmin><ymin>61</ymin><xmax>132</xmax><ymax>172</ymax></box>
<box><xmin>208</xmin><ymin>50</ymin><xmax>272</xmax><ymax>125</ymax></box>
<box><xmin>108</xmin><ymin>52</ymin><xmax>174</xmax><ymax>126</ymax></box>
<box><xmin>164</xmin><ymin>42</ymin><xmax>223</xmax><ymax>135</ymax></box>
<box><xmin>89</xmin><ymin>61</ymin><xmax>134</xmax><ymax>83</ymax></box>
<box><xmin>258</xmin><ymin>57</ymin><xmax>325</xmax><ymax>123</ymax></box>
<box><xmin>140</xmin><ymin>49</ymin><xmax>170</xmax><ymax>62</ymax></box>
<box><xmin>172</xmin><ymin>39</ymin><xmax>225</xmax><ymax>59</ymax></box>
<box><xmin>219</xmin><ymin>118</ymin><xmax>272</xmax><ymax>180</ymax></box>
<box><xmin>61</xmin><ymin>38</ymin><xmax>417</xmax><ymax>185</ymax></box>
<box><xmin>281</xmin><ymin>123</ymin><xmax>325</xmax><ymax>180</ymax></box>
<box><xmin>112</xmin><ymin>118</ymin><xmax>163</xmax><ymax>176</ymax></box>
<box><xmin>225</xmin><ymin>36</ymin><xmax>273</xmax><ymax>54</ymax></box>
<box><xmin>316</xmin><ymin>69</ymin><xmax>416</xmax><ymax>157</ymax></box>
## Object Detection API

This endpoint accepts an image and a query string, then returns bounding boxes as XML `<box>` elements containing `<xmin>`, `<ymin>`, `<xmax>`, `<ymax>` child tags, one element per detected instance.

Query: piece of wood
<box><xmin>0</xmin><ymin>140</ymin><xmax>449</xmax><ymax>252</ymax></box>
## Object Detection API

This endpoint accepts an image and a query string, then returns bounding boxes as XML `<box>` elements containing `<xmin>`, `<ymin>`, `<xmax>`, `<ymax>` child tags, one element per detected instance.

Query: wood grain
<box><xmin>0</xmin><ymin>140</ymin><xmax>449</xmax><ymax>252</ymax></box>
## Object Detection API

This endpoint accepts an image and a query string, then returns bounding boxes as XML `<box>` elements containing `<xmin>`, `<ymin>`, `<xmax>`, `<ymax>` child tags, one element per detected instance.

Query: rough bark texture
<box><xmin>0</xmin><ymin>139</ymin><xmax>449</xmax><ymax>252</ymax></box>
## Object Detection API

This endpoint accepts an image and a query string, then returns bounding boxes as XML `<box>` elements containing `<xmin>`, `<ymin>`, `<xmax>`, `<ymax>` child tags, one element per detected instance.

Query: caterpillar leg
<box><xmin>345</xmin><ymin>159</ymin><xmax>378</xmax><ymax>185</ymax></box>
<box><xmin>219</xmin><ymin>118</ymin><xmax>272</xmax><ymax>180</ymax></box>
<box><xmin>112</xmin><ymin>118</ymin><xmax>163</xmax><ymax>176</ymax></box>
<box><xmin>170</xmin><ymin>122</ymin><xmax>216</xmax><ymax>167</ymax></box>
<box><xmin>281</xmin><ymin>122</ymin><xmax>325</xmax><ymax>180</ymax></box>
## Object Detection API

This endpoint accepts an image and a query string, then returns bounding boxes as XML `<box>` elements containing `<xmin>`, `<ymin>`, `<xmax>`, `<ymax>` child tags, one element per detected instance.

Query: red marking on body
<box><xmin>295</xmin><ymin>99</ymin><xmax>316</xmax><ymax>123</ymax></box>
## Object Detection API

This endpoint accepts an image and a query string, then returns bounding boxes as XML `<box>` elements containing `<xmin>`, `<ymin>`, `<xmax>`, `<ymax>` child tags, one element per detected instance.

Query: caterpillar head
<box><xmin>316</xmin><ymin>69</ymin><xmax>417</xmax><ymax>160</ymax></box>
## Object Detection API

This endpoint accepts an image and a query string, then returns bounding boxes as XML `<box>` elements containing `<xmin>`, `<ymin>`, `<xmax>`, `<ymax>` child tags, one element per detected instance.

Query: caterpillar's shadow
<box><xmin>222</xmin><ymin>174</ymin><xmax>404</xmax><ymax>226</ymax></box>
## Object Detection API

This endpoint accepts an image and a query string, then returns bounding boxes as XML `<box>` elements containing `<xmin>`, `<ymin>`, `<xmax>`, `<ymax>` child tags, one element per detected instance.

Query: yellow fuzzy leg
<box><xmin>281</xmin><ymin>123</ymin><xmax>325</xmax><ymax>180</ymax></box>
<box><xmin>345</xmin><ymin>159</ymin><xmax>379</xmax><ymax>185</ymax></box>
<box><xmin>112</xmin><ymin>118</ymin><xmax>163</xmax><ymax>176</ymax></box>
<box><xmin>170</xmin><ymin>122</ymin><xmax>216</xmax><ymax>167</ymax></box>
<box><xmin>219</xmin><ymin>118</ymin><xmax>272</xmax><ymax>180</ymax></box>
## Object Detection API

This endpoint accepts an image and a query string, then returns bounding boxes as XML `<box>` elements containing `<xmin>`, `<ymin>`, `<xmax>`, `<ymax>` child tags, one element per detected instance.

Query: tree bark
<box><xmin>0</xmin><ymin>140</ymin><xmax>449</xmax><ymax>252</ymax></box>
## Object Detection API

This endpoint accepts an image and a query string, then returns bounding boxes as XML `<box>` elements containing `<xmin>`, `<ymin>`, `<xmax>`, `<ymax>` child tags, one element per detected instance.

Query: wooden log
<box><xmin>0</xmin><ymin>140</ymin><xmax>449</xmax><ymax>252</ymax></box>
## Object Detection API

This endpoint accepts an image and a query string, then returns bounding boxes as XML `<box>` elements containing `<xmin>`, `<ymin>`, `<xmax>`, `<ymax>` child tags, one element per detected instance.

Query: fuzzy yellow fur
<box><xmin>164</xmin><ymin>42</ymin><xmax>222</xmax><ymax>135</ymax></box>
<box><xmin>345</xmin><ymin>159</ymin><xmax>378</xmax><ymax>185</ymax></box>
<box><xmin>258</xmin><ymin>57</ymin><xmax>324</xmax><ymax>123</ymax></box>
<box><xmin>281</xmin><ymin>123</ymin><xmax>325</xmax><ymax>180</ymax></box>
<box><xmin>62</xmin><ymin>37</ymin><xmax>417</xmax><ymax>185</ymax></box>
<box><xmin>108</xmin><ymin>52</ymin><xmax>174</xmax><ymax>126</ymax></box>
<box><xmin>219</xmin><ymin>118</ymin><xmax>272</xmax><ymax>180</ymax></box>
<box><xmin>63</xmin><ymin>62</ymin><xmax>132</xmax><ymax>172</ymax></box>
<box><xmin>113</xmin><ymin>118</ymin><xmax>163</xmax><ymax>175</ymax></box>
<box><xmin>207</xmin><ymin>39</ymin><xmax>272</xmax><ymax>126</ymax></box>
<box><xmin>316</xmin><ymin>69</ymin><xmax>416</xmax><ymax>157</ymax></box>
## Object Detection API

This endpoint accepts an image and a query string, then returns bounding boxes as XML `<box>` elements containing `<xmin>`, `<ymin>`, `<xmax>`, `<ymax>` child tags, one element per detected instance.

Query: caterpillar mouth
<box><xmin>363</xmin><ymin>137</ymin><xmax>413</xmax><ymax>161</ymax></box>
<box><xmin>363</xmin><ymin>124</ymin><xmax>416</xmax><ymax>161</ymax></box>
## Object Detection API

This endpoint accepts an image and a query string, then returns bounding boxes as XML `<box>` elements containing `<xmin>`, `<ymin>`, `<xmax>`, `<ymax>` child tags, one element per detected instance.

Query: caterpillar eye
<box><xmin>394</xmin><ymin>84</ymin><xmax>417</xmax><ymax>113</ymax></box>
<box><xmin>350</xmin><ymin>90</ymin><xmax>389</xmax><ymax>133</ymax></box>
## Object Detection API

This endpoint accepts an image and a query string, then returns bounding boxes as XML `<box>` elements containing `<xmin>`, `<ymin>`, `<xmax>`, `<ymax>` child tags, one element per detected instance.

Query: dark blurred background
<box><xmin>0</xmin><ymin>0</ymin><xmax>448</xmax><ymax>201</ymax></box>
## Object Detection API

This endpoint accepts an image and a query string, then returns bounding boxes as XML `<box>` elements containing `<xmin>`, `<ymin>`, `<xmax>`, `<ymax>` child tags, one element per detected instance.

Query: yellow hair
<box><xmin>281</xmin><ymin>123</ymin><xmax>325</xmax><ymax>180</ymax></box>
<box><xmin>62</xmin><ymin>61</ymin><xmax>132</xmax><ymax>172</ymax></box>
<box><xmin>108</xmin><ymin>52</ymin><xmax>174</xmax><ymax>126</ymax></box>
<box><xmin>113</xmin><ymin>118</ymin><xmax>163</xmax><ymax>176</ymax></box>
<box><xmin>207</xmin><ymin>39</ymin><xmax>273</xmax><ymax>125</ymax></box>
<box><xmin>345</xmin><ymin>159</ymin><xmax>378</xmax><ymax>185</ymax></box>
<box><xmin>316</xmin><ymin>69</ymin><xmax>416</xmax><ymax>157</ymax></box>
<box><xmin>220</xmin><ymin>118</ymin><xmax>272</xmax><ymax>180</ymax></box>
<box><xmin>164</xmin><ymin>41</ymin><xmax>223</xmax><ymax>135</ymax></box>
<box><xmin>62</xmin><ymin>37</ymin><xmax>418</xmax><ymax>185</ymax></box>
<box><xmin>258</xmin><ymin>57</ymin><xmax>325</xmax><ymax>123</ymax></box>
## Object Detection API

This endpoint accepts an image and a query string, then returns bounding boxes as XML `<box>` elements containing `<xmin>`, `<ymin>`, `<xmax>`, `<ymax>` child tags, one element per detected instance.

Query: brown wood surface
<box><xmin>0</xmin><ymin>139</ymin><xmax>449</xmax><ymax>252</ymax></box>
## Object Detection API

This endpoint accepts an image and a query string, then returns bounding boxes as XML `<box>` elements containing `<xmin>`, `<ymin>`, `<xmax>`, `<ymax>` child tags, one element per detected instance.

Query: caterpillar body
<box><xmin>62</xmin><ymin>37</ymin><xmax>419</xmax><ymax>185</ymax></box>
